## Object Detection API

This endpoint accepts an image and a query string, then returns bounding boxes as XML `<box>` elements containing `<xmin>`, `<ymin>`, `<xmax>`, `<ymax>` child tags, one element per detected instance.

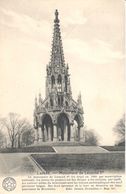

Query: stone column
<box><xmin>70</xmin><ymin>125</ymin><xmax>74</xmax><ymax>142</ymax></box>
<box><xmin>80</xmin><ymin>126</ymin><xmax>84</xmax><ymax>141</ymax></box>
<box><xmin>34</xmin><ymin>128</ymin><xmax>38</xmax><ymax>144</ymax></box>
<box><xmin>38</xmin><ymin>126</ymin><xmax>42</xmax><ymax>143</ymax></box>
<box><xmin>78</xmin><ymin>127</ymin><xmax>80</xmax><ymax>141</ymax></box>
<box><xmin>53</xmin><ymin>125</ymin><xmax>57</xmax><ymax>142</ymax></box>
<box><xmin>83</xmin><ymin>130</ymin><xmax>85</xmax><ymax>142</ymax></box>
<box><xmin>64</xmin><ymin>126</ymin><xmax>67</xmax><ymax>141</ymax></box>
<box><xmin>48</xmin><ymin>127</ymin><xmax>51</xmax><ymax>141</ymax></box>
<box><xmin>44</xmin><ymin>128</ymin><xmax>48</xmax><ymax>142</ymax></box>
<box><xmin>42</xmin><ymin>128</ymin><xmax>44</xmax><ymax>142</ymax></box>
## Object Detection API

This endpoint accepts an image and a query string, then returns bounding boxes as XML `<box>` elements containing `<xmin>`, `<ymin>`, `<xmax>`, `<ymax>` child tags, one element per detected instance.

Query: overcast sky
<box><xmin>0</xmin><ymin>0</ymin><xmax>125</xmax><ymax>145</ymax></box>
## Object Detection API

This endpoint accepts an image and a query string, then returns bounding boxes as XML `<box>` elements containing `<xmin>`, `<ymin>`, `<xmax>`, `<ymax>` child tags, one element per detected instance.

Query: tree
<box><xmin>21</xmin><ymin>128</ymin><xmax>35</xmax><ymax>146</ymax></box>
<box><xmin>113</xmin><ymin>115</ymin><xmax>125</xmax><ymax>145</ymax></box>
<box><xmin>0</xmin><ymin>130</ymin><xmax>6</xmax><ymax>148</ymax></box>
<box><xmin>84</xmin><ymin>129</ymin><xmax>99</xmax><ymax>145</ymax></box>
<box><xmin>16</xmin><ymin>120</ymin><xmax>34</xmax><ymax>148</ymax></box>
<box><xmin>0</xmin><ymin>113</ymin><xmax>33</xmax><ymax>148</ymax></box>
<box><xmin>0</xmin><ymin>121</ymin><xmax>6</xmax><ymax>148</ymax></box>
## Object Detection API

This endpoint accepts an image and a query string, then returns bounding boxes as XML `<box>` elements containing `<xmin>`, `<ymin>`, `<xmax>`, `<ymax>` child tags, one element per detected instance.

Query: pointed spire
<box><xmin>77</xmin><ymin>92</ymin><xmax>82</xmax><ymax>106</ymax></box>
<box><xmin>35</xmin><ymin>96</ymin><xmax>37</xmax><ymax>109</ymax></box>
<box><xmin>50</xmin><ymin>9</ymin><xmax>65</xmax><ymax>67</ymax></box>
<box><xmin>39</xmin><ymin>93</ymin><xmax>42</xmax><ymax>104</ymax></box>
<box><xmin>69</xmin><ymin>84</ymin><xmax>72</xmax><ymax>96</ymax></box>
<box><xmin>54</xmin><ymin>9</ymin><xmax>59</xmax><ymax>23</ymax></box>
<box><xmin>77</xmin><ymin>92</ymin><xmax>83</xmax><ymax>112</ymax></box>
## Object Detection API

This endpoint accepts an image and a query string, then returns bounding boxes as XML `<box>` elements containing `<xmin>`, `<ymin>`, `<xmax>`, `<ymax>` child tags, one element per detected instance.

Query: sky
<box><xmin>0</xmin><ymin>0</ymin><xmax>125</xmax><ymax>145</ymax></box>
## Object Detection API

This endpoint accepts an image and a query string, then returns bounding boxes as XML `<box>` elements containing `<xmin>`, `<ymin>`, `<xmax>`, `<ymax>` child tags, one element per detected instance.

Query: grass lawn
<box><xmin>31</xmin><ymin>152</ymin><xmax>125</xmax><ymax>173</ymax></box>
<box><xmin>101</xmin><ymin>146</ymin><xmax>125</xmax><ymax>151</ymax></box>
<box><xmin>0</xmin><ymin>153</ymin><xmax>36</xmax><ymax>175</ymax></box>
<box><xmin>0</xmin><ymin>146</ymin><xmax>55</xmax><ymax>153</ymax></box>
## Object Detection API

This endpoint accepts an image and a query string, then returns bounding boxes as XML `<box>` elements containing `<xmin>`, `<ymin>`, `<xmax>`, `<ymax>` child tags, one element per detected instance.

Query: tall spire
<box><xmin>50</xmin><ymin>9</ymin><xmax>65</xmax><ymax>67</ymax></box>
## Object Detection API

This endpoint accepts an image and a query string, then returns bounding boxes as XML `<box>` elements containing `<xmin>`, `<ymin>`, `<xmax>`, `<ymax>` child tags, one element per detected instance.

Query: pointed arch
<box><xmin>65</xmin><ymin>75</ymin><xmax>67</xmax><ymax>92</ymax></box>
<box><xmin>74</xmin><ymin>114</ymin><xmax>81</xmax><ymax>126</ymax></box>
<box><xmin>50</xmin><ymin>98</ymin><xmax>53</xmax><ymax>107</ymax></box>
<box><xmin>74</xmin><ymin>114</ymin><xmax>82</xmax><ymax>141</ymax></box>
<box><xmin>58</xmin><ymin>95</ymin><xmax>63</xmax><ymax>106</ymax></box>
<box><xmin>42</xmin><ymin>114</ymin><xmax>53</xmax><ymax>141</ymax></box>
<box><xmin>57</xmin><ymin>74</ymin><xmax>62</xmax><ymax>92</ymax></box>
<box><xmin>57</xmin><ymin>74</ymin><xmax>62</xmax><ymax>84</ymax></box>
<box><xmin>57</xmin><ymin>113</ymin><xmax>70</xmax><ymax>141</ymax></box>
<box><xmin>51</xmin><ymin>75</ymin><xmax>55</xmax><ymax>88</ymax></box>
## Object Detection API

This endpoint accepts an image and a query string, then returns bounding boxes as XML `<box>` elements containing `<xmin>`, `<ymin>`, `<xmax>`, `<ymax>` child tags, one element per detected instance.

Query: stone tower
<box><xmin>34</xmin><ymin>10</ymin><xmax>84</xmax><ymax>143</ymax></box>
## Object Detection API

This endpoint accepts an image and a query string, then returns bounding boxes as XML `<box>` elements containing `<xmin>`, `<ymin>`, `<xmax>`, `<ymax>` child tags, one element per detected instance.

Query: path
<box><xmin>53</xmin><ymin>146</ymin><xmax>109</xmax><ymax>153</ymax></box>
<box><xmin>0</xmin><ymin>153</ymin><xmax>36</xmax><ymax>176</ymax></box>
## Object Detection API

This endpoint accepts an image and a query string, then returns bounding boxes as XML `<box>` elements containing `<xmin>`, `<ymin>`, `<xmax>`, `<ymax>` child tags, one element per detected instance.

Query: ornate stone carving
<box><xmin>34</xmin><ymin>10</ymin><xmax>84</xmax><ymax>142</ymax></box>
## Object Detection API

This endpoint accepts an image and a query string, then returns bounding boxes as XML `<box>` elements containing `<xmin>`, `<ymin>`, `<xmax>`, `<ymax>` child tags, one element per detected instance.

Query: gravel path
<box><xmin>53</xmin><ymin>146</ymin><xmax>109</xmax><ymax>153</ymax></box>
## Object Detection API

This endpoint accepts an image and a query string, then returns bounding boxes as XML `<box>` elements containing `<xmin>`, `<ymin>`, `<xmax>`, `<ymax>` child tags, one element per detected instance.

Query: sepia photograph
<box><xmin>0</xmin><ymin>0</ymin><xmax>125</xmax><ymax>193</ymax></box>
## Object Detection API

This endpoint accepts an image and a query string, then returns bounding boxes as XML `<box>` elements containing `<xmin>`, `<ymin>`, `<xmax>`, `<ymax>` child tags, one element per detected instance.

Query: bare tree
<box><xmin>113</xmin><ymin>114</ymin><xmax>125</xmax><ymax>145</ymax></box>
<box><xmin>16</xmin><ymin>119</ymin><xmax>32</xmax><ymax>148</ymax></box>
<box><xmin>0</xmin><ymin>119</ymin><xmax>6</xmax><ymax>148</ymax></box>
<box><xmin>1</xmin><ymin>113</ymin><xmax>32</xmax><ymax>148</ymax></box>
<box><xmin>0</xmin><ymin>129</ymin><xmax>6</xmax><ymax>148</ymax></box>
<box><xmin>84</xmin><ymin>129</ymin><xmax>99</xmax><ymax>145</ymax></box>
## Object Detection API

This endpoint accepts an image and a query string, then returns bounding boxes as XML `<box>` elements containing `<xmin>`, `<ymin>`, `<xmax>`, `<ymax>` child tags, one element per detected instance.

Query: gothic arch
<box><xmin>55</xmin><ymin>111</ymin><xmax>70</xmax><ymax>122</ymax></box>
<box><xmin>50</xmin><ymin>98</ymin><xmax>53</xmax><ymax>107</ymax></box>
<box><xmin>73</xmin><ymin>120</ymin><xmax>78</xmax><ymax>141</ymax></box>
<box><xmin>74</xmin><ymin>114</ymin><xmax>81</xmax><ymax>141</ymax></box>
<box><xmin>42</xmin><ymin>114</ymin><xmax>53</xmax><ymax>141</ymax></box>
<box><xmin>57</xmin><ymin>113</ymin><xmax>70</xmax><ymax>141</ymax></box>
<box><xmin>57</xmin><ymin>74</ymin><xmax>62</xmax><ymax>84</ymax></box>
<box><xmin>51</xmin><ymin>75</ymin><xmax>55</xmax><ymax>88</ymax></box>
<box><xmin>65</xmin><ymin>75</ymin><xmax>67</xmax><ymax>92</ymax></box>
<box><xmin>34</xmin><ymin>115</ymin><xmax>38</xmax><ymax>129</ymax></box>
<box><xmin>57</xmin><ymin>74</ymin><xmax>62</xmax><ymax>92</ymax></box>
<box><xmin>58</xmin><ymin>95</ymin><xmax>63</xmax><ymax>106</ymax></box>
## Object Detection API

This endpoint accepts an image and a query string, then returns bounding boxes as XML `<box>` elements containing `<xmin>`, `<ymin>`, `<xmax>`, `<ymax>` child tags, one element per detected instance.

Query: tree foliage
<box><xmin>0</xmin><ymin>130</ymin><xmax>6</xmax><ymax>148</ymax></box>
<box><xmin>0</xmin><ymin>120</ymin><xmax>6</xmax><ymax>148</ymax></box>
<box><xmin>22</xmin><ymin>128</ymin><xmax>34</xmax><ymax>146</ymax></box>
<box><xmin>113</xmin><ymin>115</ymin><xmax>125</xmax><ymax>145</ymax></box>
<box><xmin>84</xmin><ymin>129</ymin><xmax>99</xmax><ymax>145</ymax></box>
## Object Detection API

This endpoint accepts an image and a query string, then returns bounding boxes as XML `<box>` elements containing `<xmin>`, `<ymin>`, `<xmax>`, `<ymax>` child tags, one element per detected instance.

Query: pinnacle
<box><xmin>54</xmin><ymin>9</ymin><xmax>59</xmax><ymax>23</ymax></box>
<box><xmin>50</xmin><ymin>10</ymin><xmax>65</xmax><ymax>67</ymax></box>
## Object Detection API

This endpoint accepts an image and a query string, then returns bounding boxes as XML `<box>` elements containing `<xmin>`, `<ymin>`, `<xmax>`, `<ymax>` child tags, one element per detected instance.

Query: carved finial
<box><xmin>54</xmin><ymin>9</ymin><xmax>59</xmax><ymax>23</ymax></box>
<box><xmin>78</xmin><ymin>92</ymin><xmax>82</xmax><ymax>105</ymax></box>
<box><xmin>39</xmin><ymin>93</ymin><xmax>42</xmax><ymax>104</ymax></box>
<box><xmin>77</xmin><ymin>92</ymin><xmax>83</xmax><ymax>112</ymax></box>
<box><xmin>35</xmin><ymin>96</ymin><xmax>37</xmax><ymax>108</ymax></box>
<box><xmin>67</xmin><ymin>63</ymin><xmax>69</xmax><ymax>69</ymax></box>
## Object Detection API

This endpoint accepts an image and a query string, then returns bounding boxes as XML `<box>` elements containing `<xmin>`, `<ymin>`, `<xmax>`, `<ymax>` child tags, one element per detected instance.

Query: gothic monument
<box><xmin>34</xmin><ymin>10</ymin><xmax>84</xmax><ymax>143</ymax></box>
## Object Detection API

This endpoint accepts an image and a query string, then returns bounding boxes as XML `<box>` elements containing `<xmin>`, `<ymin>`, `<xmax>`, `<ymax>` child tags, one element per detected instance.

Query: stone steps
<box><xmin>33</xmin><ymin>141</ymin><xmax>84</xmax><ymax>146</ymax></box>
